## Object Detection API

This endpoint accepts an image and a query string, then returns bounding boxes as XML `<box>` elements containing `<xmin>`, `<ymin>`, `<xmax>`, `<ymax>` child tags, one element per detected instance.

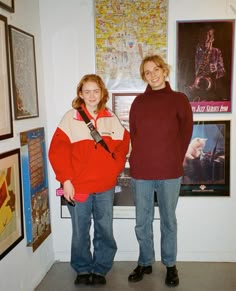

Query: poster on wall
<box><xmin>9</xmin><ymin>25</ymin><xmax>39</xmax><ymax>119</ymax></box>
<box><xmin>0</xmin><ymin>149</ymin><xmax>24</xmax><ymax>260</ymax></box>
<box><xmin>0</xmin><ymin>15</ymin><xmax>13</xmax><ymax>141</ymax></box>
<box><xmin>181</xmin><ymin>120</ymin><xmax>230</xmax><ymax>196</ymax></box>
<box><xmin>95</xmin><ymin>0</ymin><xmax>168</xmax><ymax>90</ymax></box>
<box><xmin>176</xmin><ymin>20</ymin><xmax>234</xmax><ymax>113</ymax></box>
<box><xmin>20</xmin><ymin>127</ymin><xmax>51</xmax><ymax>251</ymax></box>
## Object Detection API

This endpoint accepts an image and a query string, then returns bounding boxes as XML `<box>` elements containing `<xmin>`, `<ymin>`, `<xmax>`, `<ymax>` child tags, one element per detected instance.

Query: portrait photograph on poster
<box><xmin>9</xmin><ymin>25</ymin><xmax>39</xmax><ymax>119</ymax></box>
<box><xmin>176</xmin><ymin>20</ymin><xmax>234</xmax><ymax>113</ymax></box>
<box><xmin>181</xmin><ymin>120</ymin><xmax>230</xmax><ymax>196</ymax></box>
<box><xmin>0</xmin><ymin>149</ymin><xmax>24</xmax><ymax>260</ymax></box>
<box><xmin>0</xmin><ymin>15</ymin><xmax>13</xmax><ymax>141</ymax></box>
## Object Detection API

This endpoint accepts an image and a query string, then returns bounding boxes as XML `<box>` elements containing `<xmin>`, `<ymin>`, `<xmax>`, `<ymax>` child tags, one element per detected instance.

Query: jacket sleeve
<box><xmin>48</xmin><ymin>127</ymin><xmax>73</xmax><ymax>183</ymax></box>
<box><xmin>113</xmin><ymin>129</ymin><xmax>130</xmax><ymax>173</ymax></box>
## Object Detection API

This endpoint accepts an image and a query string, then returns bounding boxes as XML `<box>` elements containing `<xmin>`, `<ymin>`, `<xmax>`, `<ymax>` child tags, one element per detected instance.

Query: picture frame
<box><xmin>111</xmin><ymin>91</ymin><xmax>159</xmax><ymax>219</ymax></box>
<box><xmin>95</xmin><ymin>0</ymin><xmax>168</xmax><ymax>90</ymax></box>
<box><xmin>112</xmin><ymin>92</ymin><xmax>140</xmax><ymax>131</ymax></box>
<box><xmin>181</xmin><ymin>120</ymin><xmax>230</xmax><ymax>196</ymax></box>
<box><xmin>20</xmin><ymin>127</ymin><xmax>51</xmax><ymax>251</ymax></box>
<box><xmin>0</xmin><ymin>149</ymin><xmax>24</xmax><ymax>260</ymax></box>
<box><xmin>176</xmin><ymin>20</ymin><xmax>234</xmax><ymax>113</ymax></box>
<box><xmin>8</xmin><ymin>25</ymin><xmax>39</xmax><ymax>119</ymax></box>
<box><xmin>0</xmin><ymin>0</ymin><xmax>14</xmax><ymax>12</ymax></box>
<box><xmin>0</xmin><ymin>15</ymin><xmax>13</xmax><ymax>140</ymax></box>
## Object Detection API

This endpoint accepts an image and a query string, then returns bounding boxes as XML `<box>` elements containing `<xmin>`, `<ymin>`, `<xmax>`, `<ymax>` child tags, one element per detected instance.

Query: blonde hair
<box><xmin>72</xmin><ymin>74</ymin><xmax>109</xmax><ymax>113</ymax></box>
<box><xmin>140</xmin><ymin>55</ymin><xmax>170</xmax><ymax>81</ymax></box>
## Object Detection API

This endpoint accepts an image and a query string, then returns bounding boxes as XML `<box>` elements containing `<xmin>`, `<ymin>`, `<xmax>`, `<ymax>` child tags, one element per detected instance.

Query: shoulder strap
<box><xmin>78</xmin><ymin>107</ymin><xmax>112</xmax><ymax>155</ymax></box>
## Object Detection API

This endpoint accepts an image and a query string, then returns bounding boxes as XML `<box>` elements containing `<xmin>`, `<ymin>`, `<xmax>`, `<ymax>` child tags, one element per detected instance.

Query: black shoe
<box><xmin>128</xmin><ymin>265</ymin><xmax>152</xmax><ymax>282</ymax></box>
<box><xmin>165</xmin><ymin>265</ymin><xmax>179</xmax><ymax>287</ymax></box>
<box><xmin>74</xmin><ymin>273</ymin><xmax>91</xmax><ymax>285</ymax></box>
<box><xmin>91</xmin><ymin>274</ymin><xmax>106</xmax><ymax>285</ymax></box>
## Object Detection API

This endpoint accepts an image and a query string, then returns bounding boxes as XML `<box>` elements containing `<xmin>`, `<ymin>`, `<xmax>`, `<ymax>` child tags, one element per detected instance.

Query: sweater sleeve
<box><xmin>178</xmin><ymin>95</ymin><xmax>194</xmax><ymax>161</ymax></box>
<box><xmin>113</xmin><ymin>129</ymin><xmax>130</xmax><ymax>173</ymax></box>
<box><xmin>48</xmin><ymin>127</ymin><xmax>73</xmax><ymax>183</ymax></box>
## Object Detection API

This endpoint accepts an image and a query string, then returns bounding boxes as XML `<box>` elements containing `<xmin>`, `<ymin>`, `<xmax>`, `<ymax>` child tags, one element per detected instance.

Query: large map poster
<box><xmin>95</xmin><ymin>0</ymin><xmax>168</xmax><ymax>90</ymax></box>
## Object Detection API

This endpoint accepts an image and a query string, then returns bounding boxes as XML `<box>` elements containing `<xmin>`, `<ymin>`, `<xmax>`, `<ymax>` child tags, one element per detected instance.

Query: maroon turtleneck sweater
<box><xmin>129</xmin><ymin>82</ymin><xmax>193</xmax><ymax>179</ymax></box>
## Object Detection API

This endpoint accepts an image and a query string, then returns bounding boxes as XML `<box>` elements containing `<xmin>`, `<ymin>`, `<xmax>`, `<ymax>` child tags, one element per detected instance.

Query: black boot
<box><xmin>128</xmin><ymin>265</ymin><xmax>152</xmax><ymax>282</ymax></box>
<box><xmin>165</xmin><ymin>265</ymin><xmax>179</xmax><ymax>287</ymax></box>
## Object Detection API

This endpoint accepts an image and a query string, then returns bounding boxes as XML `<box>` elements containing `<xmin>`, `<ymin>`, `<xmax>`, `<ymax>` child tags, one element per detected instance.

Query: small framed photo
<box><xmin>0</xmin><ymin>15</ymin><xmax>13</xmax><ymax>140</ymax></box>
<box><xmin>9</xmin><ymin>25</ymin><xmax>39</xmax><ymax>119</ymax></box>
<box><xmin>112</xmin><ymin>92</ymin><xmax>140</xmax><ymax>131</ymax></box>
<box><xmin>0</xmin><ymin>0</ymin><xmax>14</xmax><ymax>12</ymax></box>
<box><xmin>181</xmin><ymin>120</ymin><xmax>230</xmax><ymax>196</ymax></box>
<box><xmin>0</xmin><ymin>149</ymin><xmax>24</xmax><ymax>260</ymax></box>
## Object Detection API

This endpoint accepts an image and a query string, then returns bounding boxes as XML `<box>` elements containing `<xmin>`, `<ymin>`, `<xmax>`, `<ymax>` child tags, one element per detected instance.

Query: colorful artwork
<box><xmin>0</xmin><ymin>149</ymin><xmax>24</xmax><ymax>260</ymax></box>
<box><xmin>95</xmin><ymin>0</ymin><xmax>168</xmax><ymax>90</ymax></box>
<box><xmin>20</xmin><ymin>127</ymin><xmax>51</xmax><ymax>251</ymax></box>
<box><xmin>181</xmin><ymin>120</ymin><xmax>230</xmax><ymax>196</ymax></box>
<box><xmin>177</xmin><ymin>20</ymin><xmax>234</xmax><ymax>113</ymax></box>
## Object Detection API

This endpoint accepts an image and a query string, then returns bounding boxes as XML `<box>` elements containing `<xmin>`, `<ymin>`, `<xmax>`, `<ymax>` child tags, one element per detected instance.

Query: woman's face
<box><xmin>79</xmin><ymin>81</ymin><xmax>102</xmax><ymax>111</ymax></box>
<box><xmin>143</xmin><ymin>61</ymin><xmax>166</xmax><ymax>90</ymax></box>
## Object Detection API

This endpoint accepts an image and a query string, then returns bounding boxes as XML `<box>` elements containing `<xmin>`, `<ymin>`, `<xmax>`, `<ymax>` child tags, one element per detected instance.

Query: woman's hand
<box><xmin>63</xmin><ymin>180</ymin><xmax>75</xmax><ymax>203</ymax></box>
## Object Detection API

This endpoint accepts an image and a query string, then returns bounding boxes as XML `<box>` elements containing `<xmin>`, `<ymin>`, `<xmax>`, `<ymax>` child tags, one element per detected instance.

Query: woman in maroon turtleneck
<box><xmin>128</xmin><ymin>55</ymin><xmax>193</xmax><ymax>287</ymax></box>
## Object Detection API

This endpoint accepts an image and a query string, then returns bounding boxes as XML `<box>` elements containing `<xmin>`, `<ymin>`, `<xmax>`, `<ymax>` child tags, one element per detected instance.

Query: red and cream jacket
<box><xmin>48</xmin><ymin>106</ymin><xmax>130</xmax><ymax>202</ymax></box>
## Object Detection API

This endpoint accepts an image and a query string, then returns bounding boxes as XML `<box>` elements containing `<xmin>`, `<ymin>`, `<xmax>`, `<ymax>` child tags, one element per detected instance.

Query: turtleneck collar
<box><xmin>144</xmin><ymin>81</ymin><xmax>172</xmax><ymax>94</ymax></box>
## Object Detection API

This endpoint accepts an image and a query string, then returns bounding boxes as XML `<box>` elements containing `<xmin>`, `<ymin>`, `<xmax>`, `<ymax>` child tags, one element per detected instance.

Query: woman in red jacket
<box><xmin>49</xmin><ymin>74</ymin><xmax>130</xmax><ymax>286</ymax></box>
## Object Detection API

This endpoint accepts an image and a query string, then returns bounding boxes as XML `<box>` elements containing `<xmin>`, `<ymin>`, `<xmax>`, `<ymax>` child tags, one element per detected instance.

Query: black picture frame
<box><xmin>176</xmin><ymin>20</ymin><xmax>234</xmax><ymax>113</ymax></box>
<box><xmin>0</xmin><ymin>0</ymin><xmax>14</xmax><ymax>13</ymax></box>
<box><xmin>181</xmin><ymin>120</ymin><xmax>230</xmax><ymax>196</ymax></box>
<box><xmin>0</xmin><ymin>15</ymin><xmax>13</xmax><ymax>140</ymax></box>
<box><xmin>0</xmin><ymin>149</ymin><xmax>24</xmax><ymax>260</ymax></box>
<box><xmin>9</xmin><ymin>25</ymin><xmax>39</xmax><ymax>119</ymax></box>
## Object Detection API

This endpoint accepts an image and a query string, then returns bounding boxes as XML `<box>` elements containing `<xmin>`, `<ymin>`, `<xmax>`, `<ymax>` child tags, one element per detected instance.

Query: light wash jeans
<box><xmin>131</xmin><ymin>177</ymin><xmax>182</xmax><ymax>267</ymax></box>
<box><xmin>67</xmin><ymin>188</ymin><xmax>117</xmax><ymax>275</ymax></box>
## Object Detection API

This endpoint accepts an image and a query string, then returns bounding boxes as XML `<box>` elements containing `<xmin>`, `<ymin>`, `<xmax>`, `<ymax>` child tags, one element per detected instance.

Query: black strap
<box><xmin>78</xmin><ymin>107</ymin><xmax>112</xmax><ymax>155</ymax></box>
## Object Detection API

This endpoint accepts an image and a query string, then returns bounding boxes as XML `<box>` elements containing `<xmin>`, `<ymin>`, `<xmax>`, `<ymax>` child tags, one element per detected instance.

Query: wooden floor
<box><xmin>35</xmin><ymin>261</ymin><xmax>236</xmax><ymax>291</ymax></box>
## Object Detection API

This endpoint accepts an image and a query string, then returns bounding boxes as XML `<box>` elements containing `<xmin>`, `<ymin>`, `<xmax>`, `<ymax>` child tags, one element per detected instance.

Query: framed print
<box><xmin>20</xmin><ymin>127</ymin><xmax>51</xmax><ymax>251</ymax></box>
<box><xmin>0</xmin><ymin>15</ymin><xmax>13</xmax><ymax>140</ymax></box>
<box><xmin>95</xmin><ymin>0</ymin><xmax>168</xmax><ymax>90</ymax></box>
<box><xmin>112</xmin><ymin>92</ymin><xmax>141</xmax><ymax>131</ymax></box>
<box><xmin>0</xmin><ymin>149</ymin><xmax>24</xmax><ymax>260</ymax></box>
<box><xmin>9</xmin><ymin>25</ymin><xmax>39</xmax><ymax>119</ymax></box>
<box><xmin>0</xmin><ymin>0</ymin><xmax>14</xmax><ymax>12</ymax></box>
<box><xmin>176</xmin><ymin>20</ymin><xmax>234</xmax><ymax>113</ymax></box>
<box><xmin>181</xmin><ymin>120</ymin><xmax>230</xmax><ymax>196</ymax></box>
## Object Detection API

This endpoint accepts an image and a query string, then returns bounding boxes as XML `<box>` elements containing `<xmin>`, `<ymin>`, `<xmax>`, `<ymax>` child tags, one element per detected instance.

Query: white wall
<box><xmin>0</xmin><ymin>1</ymin><xmax>54</xmax><ymax>291</ymax></box>
<box><xmin>40</xmin><ymin>0</ymin><xmax>236</xmax><ymax>264</ymax></box>
<box><xmin>1</xmin><ymin>0</ymin><xmax>236</xmax><ymax>290</ymax></box>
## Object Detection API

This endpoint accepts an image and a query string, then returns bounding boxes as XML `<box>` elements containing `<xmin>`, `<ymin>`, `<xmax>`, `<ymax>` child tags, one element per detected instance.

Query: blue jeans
<box><xmin>67</xmin><ymin>188</ymin><xmax>117</xmax><ymax>276</ymax></box>
<box><xmin>131</xmin><ymin>177</ymin><xmax>182</xmax><ymax>267</ymax></box>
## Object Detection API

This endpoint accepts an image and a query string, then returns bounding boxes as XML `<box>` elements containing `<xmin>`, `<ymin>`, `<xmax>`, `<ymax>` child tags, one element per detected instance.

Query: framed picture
<box><xmin>95</xmin><ymin>0</ymin><xmax>168</xmax><ymax>90</ymax></box>
<box><xmin>181</xmin><ymin>120</ymin><xmax>230</xmax><ymax>196</ymax></box>
<box><xmin>176</xmin><ymin>20</ymin><xmax>234</xmax><ymax>113</ymax></box>
<box><xmin>8</xmin><ymin>25</ymin><xmax>39</xmax><ymax>119</ymax></box>
<box><xmin>0</xmin><ymin>149</ymin><xmax>24</xmax><ymax>260</ymax></box>
<box><xmin>0</xmin><ymin>15</ymin><xmax>13</xmax><ymax>140</ymax></box>
<box><xmin>112</xmin><ymin>91</ymin><xmax>159</xmax><ymax>219</ymax></box>
<box><xmin>112</xmin><ymin>92</ymin><xmax>140</xmax><ymax>131</ymax></box>
<box><xmin>0</xmin><ymin>0</ymin><xmax>14</xmax><ymax>12</ymax></box>
<box><xmin>20</xmin><ymin>127</ymin><xmax>51</xmax><ymax>251</ymax></box>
